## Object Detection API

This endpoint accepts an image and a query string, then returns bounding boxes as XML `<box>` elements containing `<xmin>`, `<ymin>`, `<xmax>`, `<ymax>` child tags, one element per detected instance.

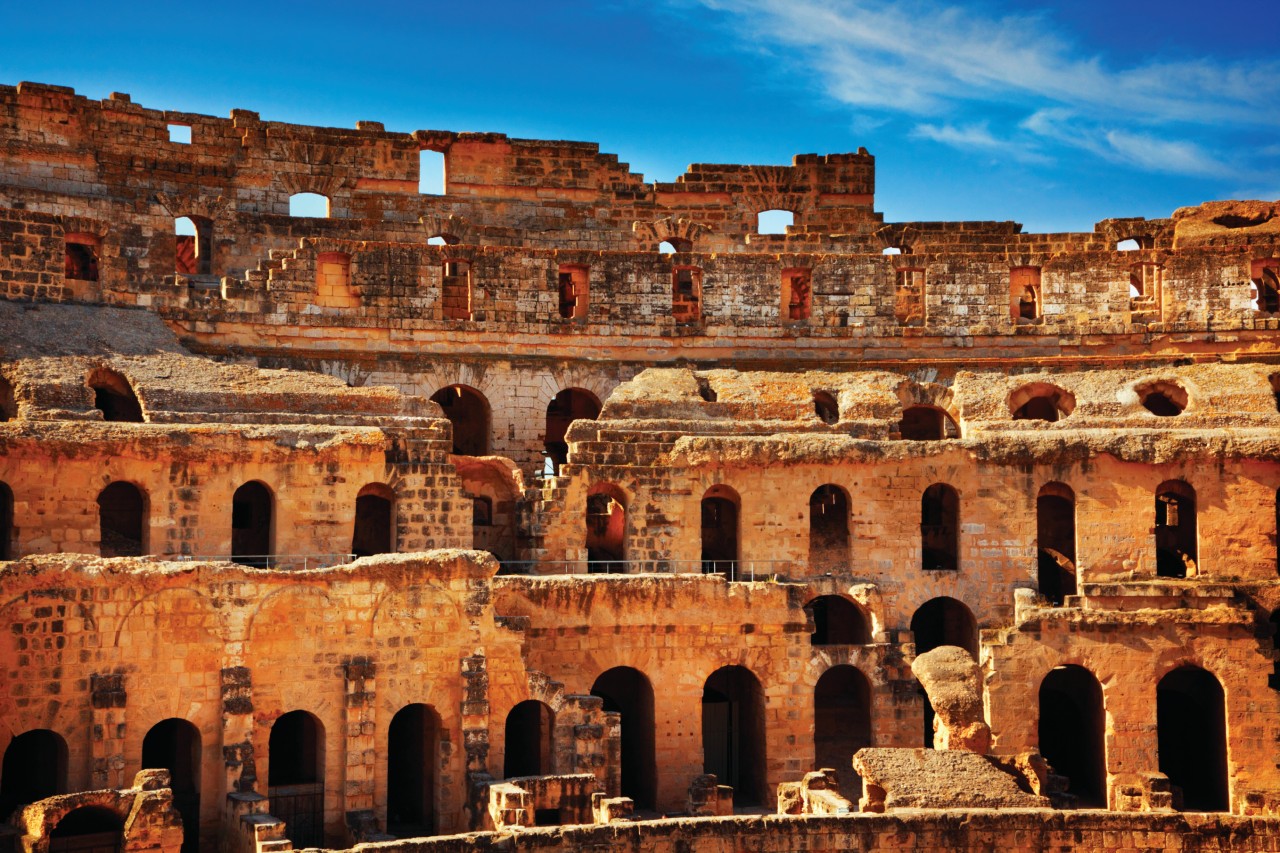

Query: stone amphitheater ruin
<box><xmin>1</xmin><ymin>80</ymin><xmax>1280</xmax><ymax>852</ymax></box>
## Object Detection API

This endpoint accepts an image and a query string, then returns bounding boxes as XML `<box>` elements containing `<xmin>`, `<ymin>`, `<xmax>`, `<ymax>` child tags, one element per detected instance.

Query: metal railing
<box><xmin>268</xmin><ymin>783</ymin><xmax>324</xmax><ymax>848</ymax></box>
<box><xmin>172</xmin><ymin>553</ymin><xmax>355</xmax><ymax>571</ymax></box>
<box><xmin>497</xmin><ymin>559</ymin><xmax>795</xmax><ymax>582</ymax></box>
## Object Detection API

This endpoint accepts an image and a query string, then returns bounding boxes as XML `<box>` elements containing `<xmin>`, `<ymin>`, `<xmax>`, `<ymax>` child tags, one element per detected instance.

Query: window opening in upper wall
<box><xmin>427</xmin><ymin>236</ymin><xmax>449</xmax><ymax>247</ymax></box>
<box><xmin>1252</xmin><ymin>260</ymin><xmax>1280</xmax><ymax>314</ymax></box>
<box><xmin>673</xmin><ymin>267</ymin><xmax>702</xmax><ymax>326</ymax></box>
<box><xmin>441</xmin><ymin>260</ymin><xmax>472</xmax><ymax>321</ymax></box>
<box><xmin>88</xmin><ymin>368</ymin><xmax>144</xmax><ymax>422</ymax></box>
<box><xmin>782</xmin><ymin>267</ymin><xmax>812</xmax><ymax>322</ymax></box>
<box><xmin>1137</xmin><ymin>381</ymin><xmax>1187</xmax><ymax>417</ymax></box>
<box><xmin>64</xmin><ymin>233</ymin><xmax>100</xmax><ymax>282</ymax></box>
<box><xmin>1116</xmin><ymin>239</ymin><xmax>1140</xmax><ymax>251</ymax></box>
<box><xmin>1130</xmin><ymin>262</ymin><xmax>1163</xmax><ymax>306</ymax></box>
<box><xmin>289</xmin><ymin>193</ymin><xmax>330</xmax><ymax>218</ymax></box>
<box><xmin>813</xmin><ymin>391</ymin><xmax>839</xmax><ymax>425</ymax></box>
<box><xmin>557</xmin><ymin>264</ymin><xmax>590</xmax><ymax>320</ymax></box>
<box><xmin>419</xmin><ymin>149</ymin><xmax>445</xmax><ymax>195</ymax></box>
<box><xmin>167</xmin><ymin>124</ymin><xmax>192</xmax><ymax>144</ymax></box>
<box><xmin>757</xmin><ymin>209</ymin><xmax>794</xmax><ymax>235</ymax></box>
<box><xmin>894</xmin><ymin>268</ymin><xmax>925</xmax><ymax>326</ymax></box>
<box><xmin>174</xmin><ymin>216</ymin><xmax>212</xmax><ymax>276</ymax></box>
<box><xmin>1010</xmin><ymin>266</ymin><xmax>1042</xmax><ymax>324</ymax></box>
<box><xmin>882</xmin><ymin>247</ymin><xmax>903</xmax><ymax>255</ymax></box>
<box><xmin>659</xmin><ymin>241</ymin><xmax>677</xmax><ymax>255</ymax></box>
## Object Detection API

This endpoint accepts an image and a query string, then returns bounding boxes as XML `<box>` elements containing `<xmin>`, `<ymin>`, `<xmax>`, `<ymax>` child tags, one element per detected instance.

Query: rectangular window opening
<box><xmin>673</xmin><ymin>267</ymin><xmax>702</xmax><ymax>326</ymax></box>
<box><xmin>168</xmin><ymin>124</ymin><xmax>192</xmax><ymax>144</ymax></box>
<box><xmin>894</xmin><ymin>268</ymin><xmax>926</xmax><ymax>326</ymax></box>
<box><xmin>557</xmin><ymin>264</ymin><xmax>590</xmax><ymax>320</ymax></box>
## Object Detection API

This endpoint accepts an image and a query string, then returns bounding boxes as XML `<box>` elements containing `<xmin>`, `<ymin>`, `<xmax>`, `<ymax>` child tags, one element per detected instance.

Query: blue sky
<box><xmin>0</xmin><ymin>0</ymin><xmax>1275</xmax><ymax>232</ymax></box>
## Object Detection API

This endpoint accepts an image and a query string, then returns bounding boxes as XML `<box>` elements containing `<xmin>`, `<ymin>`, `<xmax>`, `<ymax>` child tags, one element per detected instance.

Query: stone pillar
<box><xmin>461</xmin><ymin>653</ymin><xmax>491</xmax><ymax>829</ymax></box>
<box><xmin>89</xmin><ymin>672</ymin><xmax>126</xmax><ymax>789</ymax></box>
<box><xmin>342</xmin><ymin>657</ymin><xmax>377</xmax><ymax>816</ymax></box>
<box><xmin>220</xmin><ymin>667</ymin><xmax>256</xmax><ymax>793</ymax></box>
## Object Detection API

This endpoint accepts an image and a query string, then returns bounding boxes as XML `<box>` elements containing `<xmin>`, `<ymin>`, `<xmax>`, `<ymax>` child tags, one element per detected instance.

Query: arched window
<box><xmin>429</xmin><ymin>385</ymin><xmax>491</xmax><ymax>456</ymax></box>
<box><xmin>545</xmin><ymin>388</ymin><xmax>601</xmax><ymax>475</ymax></box>
<box><xmin>142</xmin><ymin>719</ymin><xmax>201</xmax><ymax>853</ymax></box>
<box><xmin>231</xmin><ymin>481</ymin><xmax>273</xmax><ymax>567</ymax></box>
<box><xmin>586</xmin><ymin>483</ymin><xmax>626</xmax><ymax>571</ymax></box>
<box><xmin>809</xmin><ymin>485</ymin><xmax>850</xmax><ymax>572</ymax></box>
<box><xmin>921</xmin><ymin>484</ymin><xmax>959</xmax><ymax>571</ymax></box>
<box><xmin>1157</xmin><ymin>666</ymin><xmax>1228</xmax><ymax>811</ymax></box>
<box><xmin>702</xmin><ymin>665</ymin><xmax>766</xmax><ymax>806</ymax></box>
<box><xmin>49</xmin><ymin>807</ymin><xmax>123</xmax><ymax>853</ymax></box>
<box><xmin>504</xmin><ymin>700</ymin><xmax>554</xmax><ymax>779</ymax></box>
<box><xmin>812</xmin><ymin>391</ymin><xmax>838</xmax><ymax>425</ymax></box>
<box><xmin>807</xmin><ymin>595</ymin><xmax>870</xmax><ymax>645</ymax></box>
<box><xmin>0</xmin><ymin>729</ymin><xmax>67</xmax><ymax>818</ymax></box>
<box><xmin>910</xmin><ymin>597</ymin><xmax>977</xmax><ymax>658</ymax></box>
<box><xmin>700</xmin><ymin>485</ymin><xmax>740</xmax><ymax>579</ymax></box>
<box><xmin>1010</xmin><ymin>267</ymin><xmax>1042</xmax><ymax>323</ymax></box>
<box><xmin>288</xmin><ymin>192</ymin><xmax>330</xmax><ymax>218</ymax></box>
<box><xmin>757</xmin><ymin>209</ymin><xmax>794</xmax><ymax>235</ymax></box>
<box><xmin>591</xmin><ymin>667</ymin><xmax>657</xmax><ymax>809</ymax></box>
<box><xmin>174</xmin><ymin>216</ymin><xmax>212</xmax><ymax>276</ymax></box>
<box><xmin>268</xmin><ymin>711</ymin><xmax>325</xmax><ymax>847</ymax></box>
<box><xmin>352</xmin><ymin>484</ymin><xmax>394</xmax><ymax>558</ymax></box>
<box><xmin>899</xmin><ymin>405</ymin><xmax>959</xmax><ymax>440</ymax></box>
<box><xmin>441</xmin><ymin>260</ymin><xmax>472</xmax><ymax>321</ymax></box>
<box><xmin>1010</xmin><ymin>383</ymin><xmax>1075</xmax><ymax>422</ymax></box>
<box><xmin>814</xmin><ymin>666</ymin><xmax>871</xmax><ymax>783</ymax></box>
<box><xmin>1116</xmin><ymin>239</ymin><xmax>1141</xmax><ymax>251</ymax></box>
<box><xmin>387</xmin><ymin>704</ymin><xmax>441</xmax><ymax>837</ymax></box>
<box><xmin>419</xmin><ymin>149</ymin><xmax>446</xmax><ymax>196</ymax></box>
<box><xmin>1137</xmin><ymin>381</ymin><xmax>1187</xmax><ymax>417</ymax></box>
<box><xmin>97</xmin><ymin>481</ymin><xmax>146</xmax><ymax>558</ymax></box>
<box><xmin>0</xmin><ymin>481</ymin><xmax>13</xmax><ymax>561</ymax></box>
<box><xmin>1155</xmin><ymin>480</ymin><xmax>1197</xmax><ymax>578</ymax></box>
<box><xmin>1039</xmin><ymin>665</ymin><xmax>1106</xmax><ymax>806</ymax></box>
<box><xmin>88</xmin><ymin>368</ymin><xmax>143</xmax><ymax>423</ymax></box>
<box><xmin>1037</xmin><ymin>483</ymin><xmax>1076</xmax><ymax>605</ymax></box>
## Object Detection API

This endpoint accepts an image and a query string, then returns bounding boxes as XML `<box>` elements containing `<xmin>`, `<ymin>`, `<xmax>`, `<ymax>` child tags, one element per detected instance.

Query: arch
<box><xmin>288</xmin><ymin>192</ymin><xmax>330</xmax><ymax>218</ymax></box>
<box><xmin>87</xmin><ymin>368</ymin><xmax>143</xmax><ymax>423</ymax></box>
<box><xmin>586</xmin><ymin>483</ymin><xmax>626</xmax><ymax>571</ymax></box>
<box><xmin>387</xmin><ymin>704</ymin><xmax>441</xmax><ymax>837</ymax></box>
<box><xmin>591</xmin><ymin>667</ymin><xmax>657</xmax><ymax>809</ymax></box>
<box><xmin>142</xmin><ymin>719</ymin><xmax>201</xmax><ymax>853</ymax></box>
<box><xmin>1155</xmin><ymin>480</ymin><xmax>1197</xmax><ymax>578</ymax></box>
<box><xmin>814</xmin><ymin>665</ymin><xmax>871</xmax><ymax>782</ymax></box>
<box><xmin>1038</xmin><ymin>665</ymin><xmax>1105</xmax><ymax>806</ymax></box>
<box><xmin>899</xmin><ymin>405</ymin><xmax>959</xmax><ymax>440</ymax></box>
<box><xmin>419</xmin><ymin>149</ymin><xmax>445</xmax><ymax>196</ymax></box>
<box><xmin>0</xmin><ymin>481</ymin><xmax>12</xmax><ymax>560</ymax></box>
<box><xmin>1037</xmin><ymin>482</ymin><xmax>1076</xmax><ymax>605</ymax></box>
<box><xmin>806</xmin><ymin>595</ymin><xmax>870</xmax><ymax>645</ymax></box>
<box><xmin>1117</xmin><ymin>238</ymin><xmax>1141</xmax><ymax>251</ymax></box>
<box><xmin>1010</xmin><ymin>382</ymin><xmax>1076</xmax><ymax>422</ymax></box>
<box><xmin>921</xmin><ymin>484</ymin><xmax>959</xmax><ymax>572</ymax></box>
<box><xmin>545</xmin><ymin>388</ymin><xmax>602</xmax><ymax>475</ymax></box>
<box><xmin>1157</xmin><ymin>666</ymin><xmax>1228</xmax><ymax>811</ymax></box>
<box><xmin>812</xmin><ymin>391</ymin><xmax>838</xmax><ymax>425</ymax></box>
<box><xmin>1136</xmin><ymin>380</ymin><xmax>1188</xmax><ymax>417</ymax></box>
<box><xmin>268</xmin><ymin>710</ymin><xmax>325</xmax><ymax>847</ymax></box>
<box><xmin>49</xmin><ymin>807</ymin><xmax>123</xmax><ymax>853</ymax></box>
<box><xmin>352</xmin><ymin>483</ymin><xmax>394</xmax><ymax>558</ymax></box>
<box><xmin>700</xmin><ymin>485</ymin><xmax>740</xmax><ymax>579</ymax></box>
<box><xmin>757</xmin><ymin>209</ymin><xmax>794</xmax><ymax>235</ymax></box>
<box><xmin>174</xmin><ymin>215</ymin><xmax>212</xmax><ymax>275</ymax></box>
<box><xmin>911</xmin><ymin>597</ymin><xmax>977</xmax><ymax>658</ymax></box>
<box><xmin>809</xmin><ymin>485</ymin><xmax>850</xmax><ymax>573</ymax></box>
<box><xmin>97</xmin><ymin>481</ymin><xmax>147</xmax><ymax>558</ymax></box>
<box><xmin>430</xmin><ymin>385</ymin><xmax>490</xmax><ymax>456</ymax></box>
<box><xmin>231</xmin><ymin>481</ymin><xmax>273</xmax><ymax>567</ymax></box>
<box><xmin>0</xmin><ymin>729</ymin><xmax>67</xmax><ymax>819</ymax></box>
<box><xmin>702</xmin><ymin>665</ymin><xmax>766</xmax><ymax>805</ymax></box>
<box><xmin>504</xmin><ymin>700</ymin><xmax>554</xmax><ymax>778</ymax></box>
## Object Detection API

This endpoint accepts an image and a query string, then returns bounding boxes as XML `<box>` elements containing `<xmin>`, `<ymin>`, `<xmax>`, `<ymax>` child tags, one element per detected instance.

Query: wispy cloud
<box><xmin>696</xmin><ymin>0</ymin><xmax>1278</xmax><ymax>180</ymax></box>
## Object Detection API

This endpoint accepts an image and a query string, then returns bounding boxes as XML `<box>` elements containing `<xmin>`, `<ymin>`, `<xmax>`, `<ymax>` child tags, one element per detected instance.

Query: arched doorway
<box><xmin>899</xmin><ymin>405</ymin><xmax>959</xmax><ymax>440</ymax></box>
<box><xmin>88</xmin><ymin>369</ymin><xmax>143</xmax><ymax>423</ymax></box>
<box><xmin>142</xmin><ymin>719</ymin><xmax>200</xmax><ymax>853</ymax></box>
<box><xmin>921</xmin><ymin>484</ymin><xmax>959</xmax><ymax>571</ymax></box>
<box><xmin>0</xmin><ymin>729</ymin><xmax>67</xmax><ymax>818</ymax></box>
<box><xmin>911</xmin><ymin>597</ymin><xmax>977</xmax><ymax>658</ymax></box>
<box><xmin>1038</xmin><ymin>666</ymin><xmax>1106</xmax><ymax>806</ymax></box>
<box><xmin>806</xmin><ymin>596</ymin><xmax>871</xmax><ymax>645</ymax></box>
<box><xmin>586</xmin><ymin>484</ymin><xmax>626</xmax><ymax>571</ymax></box>
<box><xmin>701</xmin><ymin>665</ymin><xmax>766</xmax><ymax>806</ymax></box>
<box><xmin>268</xmin><ymin>711</ymin><xmax>325</xmax><ymax>847</ymax></box>
<box><xmin>97</xmin><ymin>482</ymin><xmax>146</xmax><ymax>558</ymax></box>
<box><xmin>430</xmin><ymin>385</ymin><xmax>490</xmax><ymax>456</ymax></box>
<box><xmin>1155</xmin><ymin>481</ymin><xmax>1197</xmax><ymax>577</ymax></box>
<box><xmin>387</xmin><ymin>704</ymin><xmax>440</xmax><ymax>838</ymax></box>
<box><xmin>231</xmin><ymin>481</ymin><xmax>273</xmax><ymax>567</ymax></box>
<box><xmin>352</xmin><ymin>484</ymin><xmax>394</xmax><ymax>557</ymax></box>
<box><xmin>544</xmin><ymin>389</ymin><xmax>601</xmax><ymax>475</ymax></box>
<box><xmin>809</xmin><ymin>485</ymin><xmax>850</xmax><ymax>572</ymax></box>
<box><xmin>814</xmin><ymin>666</ymin><xmax>872</xmax><ymax>784</ymax></box>
<box><xmin>1037</xmin><ymin>483</ymin><xmax>1076</xmax><ymax>604</ymax></box>
<box><xmin>49</xmin><ymin>807</ymin><xmax>123</xmax><ymax>853</ymax></box>
<box><xmin>504</xmin><ymin>700</ymin><xmax>554</xmax><ymax>779</ymax></box>
<box><xmin>591</xmin><ymin>667</ymin><xmax>656</xmax><ymax>809</ymax></box>
<box><xmin>701</xmin><ymin>485</ymin><xmax>740</xmax><ymax>580</ymax></box>
<box><xmin>1157</xmin><ymin>666</ymin><xmax>1228</xmax><ymax>811</ymax></box>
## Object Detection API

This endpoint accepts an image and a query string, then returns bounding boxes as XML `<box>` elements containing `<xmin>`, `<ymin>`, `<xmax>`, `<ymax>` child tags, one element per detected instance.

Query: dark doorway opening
<box><xmin>1</xmin><ymin>481</ymin><xmax>15</xmax><ymax>560</ymax></box>
<box><xmin>591</xmin><ymin>667</ymin><xmax>657</xmax><ymax>809</ymax></box>
<box><xmin>504</xmin><ymin>700</ymin><xmax>554</xmax><ymax>779</ymax></box>
<box><xmin>814</xmin><ymin>665</ymin><xmax>872</xmax><ymax>787</ymax></box>
<box><xmin>0</xmin><ymin>729</ymin><xmax>67</xmax><ymax>819</ymax></box>
<box><xmin>231</xmin><ymin>481</ymin><xmax>273</xmax><ymax>567</ymax></box>
<box><xmin>88</xmin><ymin>369</ymin><xmax>143</xmax><ymax>423</ymax></box>
<box><xmin>268</xmin><ymin>711</ymin><xmax>325</xmax><ymax>847</ymax></box>
<box><xmin>899</xmin><ymin>405</ymin><xmax>958</xmax><ymax>440</ymax></box>
<box><xmin>921</xmin><ymin>484</ymin><xmax>959</xmax><ymax>571</ymax></box>
<box><xmin>430</xmin><ymin>385</ymin><xmax>490</xmax><ymax>456</ymax></box>
<box><xmin>1157</xmin><ymin>667</ymin><xmax>1228</xmax><ymax>812</ymax></box>
<box><xmin>701</xmin><ymin>665</ymin><xmax>766</xmax><ymax>806</ymax></box>
<box><xmin>1155</xmin><ymin>481</ymin><xmax>1196</xmax><ymax>578</ymax></box>
<box><xmin>1037</xmin><ymin>483</ymin><xmax>1076</xmax><ymax>605</ymax></box>
<box><xmin>809</xmin><ymin>485</ymin><xmax>849</xmax><ymax>572</ymax></box>
<box><xmin>142</xmin><ymin>719</ymin><xmax>201</xmax><ymax>853</ymax></box>
<box><xmin>352</xmin><ymin>485</ymin><xmax>393</xmax><ymax>557</ymax></box>
<box><xmin>807</xmin><ymin>596</ymin><xmax>871</xmax><ymax>645</ymax></box>
<box><xmin>387</xmin><ymin>704</ymin><xmax>440</xmax><ymax>838</ymax></box>
<box><xmin>911</xmin><ymin>597</ymin><xmax>978</xmax><ymax>658</ymax></box>
<box><xmin>586</xmin><ymin>484</ymin><xmax>626</xmax><ymax>571</ymax></box>
<box><xmin>98</xmin><ymin>482</ymin><xmax>146</xmax><ymax>558</ymax></box>
<box><xmin>701</xmin><ymin>486</ymin><xmax>740</xmax><ymax>579</ymax></box>
<box><xmin>545</xmin><ymin>389</ymin><xmax>601</xmax><ymax>475</ymax></box>
<box><xmin>49</xmin><ymin>807</ymin><xmax>123</xmax><ymax>853</ymax></box>
<box><xmin>1039</xmin><ymin>666</ymin><xmax>1106</xmax><ymax>807</ymax></box>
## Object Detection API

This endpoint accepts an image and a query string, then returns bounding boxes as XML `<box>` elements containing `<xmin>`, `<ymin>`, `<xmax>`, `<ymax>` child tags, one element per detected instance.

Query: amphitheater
<box><xmin>1</xmin><ymin>79</ymin><xmax>1280</xmax><ymax>852</ymax></box>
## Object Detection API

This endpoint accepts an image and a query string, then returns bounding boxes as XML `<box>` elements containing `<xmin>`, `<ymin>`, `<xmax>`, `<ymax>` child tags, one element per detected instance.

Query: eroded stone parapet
<box><xmin>777</xmin><ymin>769</ymin><xmax>854</xmax><ymax>816</ymax></box>
<box><xmin>12</xmin><ymin>769</ymin><xmax>184</xmax><ymax>853</ymax></box>
<box><xmin>852</xmin><ymin>748</ymin><xmax>1051</xmax><ymax>811</ymax></box>
<box><xmin>911</xmin><ymin>645</ymin><xmax>990</xmax><ymax>753</ymax></box>
<box><xmin>686</xmin><ymin>774</ymin><xmax>733</xmax><ymax>817</ymax></box>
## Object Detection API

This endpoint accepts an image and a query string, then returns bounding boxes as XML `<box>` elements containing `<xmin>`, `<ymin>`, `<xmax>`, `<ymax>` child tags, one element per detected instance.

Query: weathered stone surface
<box><xmin>912</xmin><ymin>646</ymin><xmax>991</xmax><ymax>753</ymax></box>
<box><xmin>852</xmin><ymin>748</ymin><xmax>1050</xmax><ymax>811</ymax></box>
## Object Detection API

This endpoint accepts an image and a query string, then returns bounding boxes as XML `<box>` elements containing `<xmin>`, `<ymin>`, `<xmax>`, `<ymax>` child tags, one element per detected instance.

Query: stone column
<box><xmin>342</xmin><ymin>657</ymin><xmax>377</xmax><ymax>816</ymax></box>
<box><xmin>89</xmin><ymin>672</ymin><xmax>127</xmax><ymax>789</ymax></box>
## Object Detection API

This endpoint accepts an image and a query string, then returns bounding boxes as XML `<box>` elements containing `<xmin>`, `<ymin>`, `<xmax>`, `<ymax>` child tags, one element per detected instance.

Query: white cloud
<box><xmin>911</xmin><ymin>121</ymin><xmax>1051</xmax><ymax>164</ymax></box>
